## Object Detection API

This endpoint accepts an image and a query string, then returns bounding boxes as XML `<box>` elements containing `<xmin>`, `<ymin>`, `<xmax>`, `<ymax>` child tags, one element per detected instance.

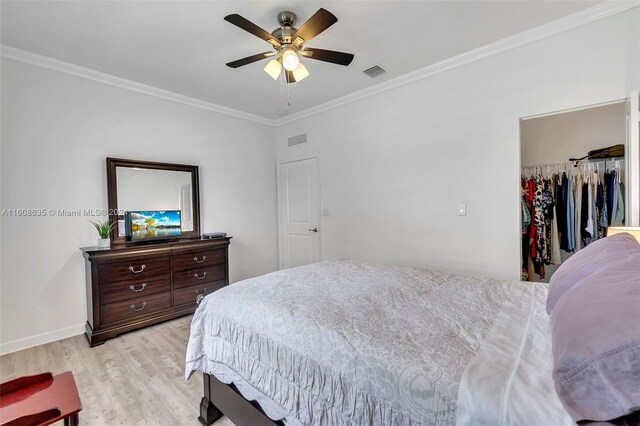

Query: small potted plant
<box><xmin>90</xmin><ymin>220</ymin><xmax>116</xmax><ymax>249</ymax></box>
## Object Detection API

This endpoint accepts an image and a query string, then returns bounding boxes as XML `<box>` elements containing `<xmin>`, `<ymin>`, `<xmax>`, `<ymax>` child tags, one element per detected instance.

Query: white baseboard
<box><xmin>0</xmin><ymin>324</ymin><xmax>85</xmax><ymax>356</ymax></box>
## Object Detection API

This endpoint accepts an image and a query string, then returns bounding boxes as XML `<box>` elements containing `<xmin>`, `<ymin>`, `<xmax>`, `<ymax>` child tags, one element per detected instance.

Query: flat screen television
<box><xmin>125</xmin><ymin>210</ymin><xmax>182</xmax><ymax>241</ymax></box>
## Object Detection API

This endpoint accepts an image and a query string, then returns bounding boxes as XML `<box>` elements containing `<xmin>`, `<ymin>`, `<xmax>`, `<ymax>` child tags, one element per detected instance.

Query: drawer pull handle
<box><xmin>129</xmin><ymin>265</ymin><xmax>146</xmax><ymax>274</ymax></box>
<box><xmin>194</xmin><ymin>272</ymin><xmax>208</xmax><ymax>280</ymax></box>
<box><xmin>130</xmin><ymin>302</ymin><xmax>147</xmax><ymax>312</ymax></box>
<box><xmin>194</xmin><ymin>256</ymin><xmax>207</xmax><ymax>264</ymax></box>
<box><xmin>195</xmin><ymin>288</ymin><xmax>207</xmax><ymax>305</ymax></box>
<box><xmin>129</xmin><ymin>283</ymin><xmax>147</xmax><ymax>292</ymax></box>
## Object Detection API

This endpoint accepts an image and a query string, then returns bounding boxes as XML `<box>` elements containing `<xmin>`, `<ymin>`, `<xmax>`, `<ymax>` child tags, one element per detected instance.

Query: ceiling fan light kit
<box><xmin>281</xmin><ymin>48</ymin><xmax>299</xmax><ymax>71</ymax></box>
<box><xmin>264</xmin><ymin>59</ymin><xmax>282</xmax><ymax>80</ymax></box>
<box><xmin>224</xmin><ymin>8</ymin><xmax>354</xmax><ymax>87</ymax></box>
<box><xmin>291</xmin><ymin>62</ymin><xmax>309</xmax><ymax>82</ymax></box>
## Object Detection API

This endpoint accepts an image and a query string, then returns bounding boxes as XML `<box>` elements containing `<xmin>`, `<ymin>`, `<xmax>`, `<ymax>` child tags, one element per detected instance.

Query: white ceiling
<box><xmin>1</xmin><ymin>1</ymin><xmax>600</xmax><ymax>120</ymax></box>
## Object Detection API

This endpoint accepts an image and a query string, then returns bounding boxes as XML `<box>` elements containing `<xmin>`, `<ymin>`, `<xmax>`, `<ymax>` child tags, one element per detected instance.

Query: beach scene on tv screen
<box><xmin>131</xmin><ymin>210</ymin><xmax>181</xmax><ymax>239</ymax></box>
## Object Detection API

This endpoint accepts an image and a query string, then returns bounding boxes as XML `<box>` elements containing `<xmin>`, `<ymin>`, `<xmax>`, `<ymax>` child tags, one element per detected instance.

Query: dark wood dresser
<box><xmin>81</xmin><ymin>237</ymin><xmax>231</xmax><ymax>347</ymax></box>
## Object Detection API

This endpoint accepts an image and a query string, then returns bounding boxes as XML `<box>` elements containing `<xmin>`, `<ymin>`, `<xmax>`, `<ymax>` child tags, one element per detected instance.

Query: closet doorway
<box><xmin>519</xmin><ymin>101</ymin><xmax>628</xmax><ymax>283</ymax></box>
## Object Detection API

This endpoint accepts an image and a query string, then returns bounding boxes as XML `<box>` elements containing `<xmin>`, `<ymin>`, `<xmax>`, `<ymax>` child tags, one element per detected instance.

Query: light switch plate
<box><xmin>458</xmin><ymin>203</ymin><xmax>467</xmax><ymax>216</ymax></box>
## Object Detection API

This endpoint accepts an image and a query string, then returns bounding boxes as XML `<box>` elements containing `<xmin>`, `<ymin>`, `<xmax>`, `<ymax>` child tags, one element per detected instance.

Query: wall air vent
<box><xmin>363</xmin><ymin>65</ymin><xmax>386</xmax><ymax>78</ymax></box>
<box><xmin>288</xmin><ymin>133</ymin><xmax>308</xmax><ymax>147</ymax></box>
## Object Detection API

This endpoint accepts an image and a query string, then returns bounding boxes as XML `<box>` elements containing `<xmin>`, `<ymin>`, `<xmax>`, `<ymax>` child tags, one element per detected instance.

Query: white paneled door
<box><xmin>278</xmin><ymin>158</ymin><xmax>321</xmax><ymax>269</ymax></box>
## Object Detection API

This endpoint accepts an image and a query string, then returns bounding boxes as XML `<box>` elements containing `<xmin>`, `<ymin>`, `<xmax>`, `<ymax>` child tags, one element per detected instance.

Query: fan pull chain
<box><xmin>279</xmin><ymin>67</ymin><xmax>284</xmax><ymax>101</ymax></box>
<box><xmin>277</xmin><ymin>67</ymin><xmax>291</xmax><ymax>107</ymax></box>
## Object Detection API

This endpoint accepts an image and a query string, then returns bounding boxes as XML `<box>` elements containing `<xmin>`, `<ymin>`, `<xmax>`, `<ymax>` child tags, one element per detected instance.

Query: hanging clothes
<box><xmin>533</xmin><ymin>175</ymin><xmax>547</xmax><ymax>278</ymax></box>
<box><xmin>542</xmin><ymin>178</ymin><xmax>554</xmax><ymax>264</ymax></box>
<box><xmin>612</xmin><ymin>181</ymin><xmax>625</xmax><ymax>226</ymax></box>
<box><xmin>557</xmin><ymin>173</ymin><xmax>569</xmax><ymax>251</ymax></box>
<box><xmin>600</xmin><ymin>176</ymin><xmax>609</xmax><ymax>233</ymax></box>
<box><xmin>574</xmin><ymin>175</ymin><xmax>583</xmax><ymax>251</ymax></box>
<box><xmin>528</xmin><ymin>177</ymin><xmax>538</xmax><ymax>262</ymax></box>
<box><xmin>595</xmin><ymin>176</ymin><xmax>607</xmax><ymax>239</ymax></box>
<box><xmin>589</xmin><ymin>172</ymin><xmax>599</xmax><ymax>241</ymax></box>
<box><xmin>521</xmin><ymin>178</ymin><xmax>534</xmax><ymax>280</ymax></box>
<box><xmin>521</xmin><ymin>159</ymin><xmax>625</xmax><ymax>281</ymax></box>
<box><xmin>606</xmin><ymin>170</ymin><xmax>615</xmax><ymax>225</ymax></box>
<box><xmin>580</xmin><ymin>180</ymin><xmax>589</xmax><ymax>247</ymax></box>
<box><xmin>521</xmin><ymin>180</ymin><xmax>529</xmax><ymax>281</ymax></box>
<box><xmin>566</xmin><ymin>175</ymin><xmax>575</xmax><ymax>251</ymax></box>
<box><xmin>550</xmin><ymin>173</ymin><xmax>562</xmax><ymax>265</ymax></box>
<box><xmin>521</xmin><ymin>197</ymin><xmax>531</xmax><ymax>234</ymax></box>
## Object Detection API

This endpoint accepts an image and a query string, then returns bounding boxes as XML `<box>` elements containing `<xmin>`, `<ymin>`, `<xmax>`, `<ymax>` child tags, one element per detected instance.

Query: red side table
<box><xmin>0</xmin><ymin>372</ymin><xmax>82</xmax><ymax>425</ymax></box>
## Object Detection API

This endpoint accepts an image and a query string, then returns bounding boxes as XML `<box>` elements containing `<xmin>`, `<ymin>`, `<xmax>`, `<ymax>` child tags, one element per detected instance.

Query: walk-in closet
<box><xmin>519</xmin><ymin>101</ymin><xmax>628</xmax><ymax>282</ymax></box>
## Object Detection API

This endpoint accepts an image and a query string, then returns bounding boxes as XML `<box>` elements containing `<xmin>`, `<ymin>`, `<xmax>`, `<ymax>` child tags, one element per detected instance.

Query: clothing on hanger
<box><xmin>606</xmin><ymin>170</ymin><xmax>615</xmax><ymax>223</ymax></box>
<box><xmin>595</xmin><ymin>175</ymin><xmax>607</xmax><ymax>239</ymax></box>
<box><xmin>566</xmin><ymin>175</ymin><xmax>575</xmax><ymax>251</ymax></box>
<box><xmin>574</xmin><ymin>175</ymin><xmax>583</xmax><ymax>251</ymax></box>
<box><xmin>612</xmin><ymin>181</ymin><xmax>625</xmax><ymax>226</ymax></box>
<box><xmin>550</xmin><ymin>174</ymin><xmax>561</xmax><ymax>265</ymax></box>
<box><xmin>520</xmin><ymin>159</ymin><xmax>625</xmax><ymax>280</ymax></box>
<box><xmin>580</xmin><ymin>180</ymin><xmax>589</xmax><ymax>246</ymax></box>
<box><xmin>558</xmin><ymin>173</ymin><xmax>568</xmax><ymax>251</ymax></box>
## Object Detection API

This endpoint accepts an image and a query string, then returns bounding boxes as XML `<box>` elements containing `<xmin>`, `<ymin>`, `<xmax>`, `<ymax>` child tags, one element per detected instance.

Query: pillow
<box><xmin>550</xmin><ymin>251</ymin><xmax>640</xmax><ymax>422</ymax></box>
<box><xmin>546</xmin><ymin>232</ymin><xmax>640</xmax><ymax>313</ymax></box>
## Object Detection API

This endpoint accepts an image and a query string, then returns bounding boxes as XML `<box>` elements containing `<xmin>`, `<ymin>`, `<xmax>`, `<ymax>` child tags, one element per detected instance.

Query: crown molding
<box><xmin>1</xmin><ymin>2</ymin><xmax>636</xmax><ymax>128</ymax></box>
<box><xmin>0</xmin><ymin>45</ymin><xmax>277</xmax><ymax>127</ymax></box>
<box><xmin>275</xmin><ymin>2</ymin><xmax>639</xmax><ymax>126</ymax></box>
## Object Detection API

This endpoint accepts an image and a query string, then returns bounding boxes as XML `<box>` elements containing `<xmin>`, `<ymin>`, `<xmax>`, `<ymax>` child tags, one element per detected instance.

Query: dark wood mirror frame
<box><xmin>106</xmin><ymin>157</ymin><xmax>201</xmax><ymax>245</ymax></box>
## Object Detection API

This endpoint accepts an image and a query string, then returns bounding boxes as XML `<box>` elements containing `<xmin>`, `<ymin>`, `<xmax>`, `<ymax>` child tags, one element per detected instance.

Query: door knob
<box><xmin>309</xmin><ymin>228</ymin><xmax>318</xmax><ymax>232</ymax></box>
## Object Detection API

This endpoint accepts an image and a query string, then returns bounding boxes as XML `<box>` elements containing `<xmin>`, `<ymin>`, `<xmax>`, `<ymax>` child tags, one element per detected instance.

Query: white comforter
<box><xmin>185</xmin><ymin>260</ymin><xmax>572</xmax><ymax>426</ymax></box>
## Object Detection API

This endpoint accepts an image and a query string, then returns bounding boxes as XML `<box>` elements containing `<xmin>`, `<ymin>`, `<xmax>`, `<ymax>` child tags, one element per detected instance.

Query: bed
<box><xmin>185</xmin><ymin>260</ymin><xmax>575</xmax><ymax>426</ymax></box>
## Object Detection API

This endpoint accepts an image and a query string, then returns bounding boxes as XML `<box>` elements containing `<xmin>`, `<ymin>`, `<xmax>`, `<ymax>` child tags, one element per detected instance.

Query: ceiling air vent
<box><xmin>288</xmin><ymin>133</ymin><xmax>308</xmax><ymax>147</ymax></box>
<box><xmin>363</xmin><ymin>65</ymin><xmax>386</xmax><ymax>78</ymax></box>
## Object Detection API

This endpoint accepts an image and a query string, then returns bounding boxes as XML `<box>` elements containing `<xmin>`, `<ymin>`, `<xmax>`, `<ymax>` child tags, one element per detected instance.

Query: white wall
<box><xmin>0</xmin><ymin>60</ymin><xmax>278</xmax><ymax>353</ymax></box>
<box><xmin>520</xmin><ymin>102</ymin><xmax>626</xmax><ymax>167</ymax></box>
<box><xmin>275</xmin><ymin>9</ymin><xmax>639</xmax><ymax>280</ymax></box>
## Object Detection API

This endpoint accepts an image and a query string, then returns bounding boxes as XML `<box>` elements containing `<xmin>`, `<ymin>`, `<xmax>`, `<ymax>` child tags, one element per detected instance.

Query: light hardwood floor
<box><xmin>0</xmin><ymin>316</ymin><xmax>233</xmax><ymax>426</ymax></box>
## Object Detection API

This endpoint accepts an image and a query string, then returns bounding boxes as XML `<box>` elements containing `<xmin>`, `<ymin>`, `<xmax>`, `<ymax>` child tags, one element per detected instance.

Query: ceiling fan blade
<box><xmin>224</xmin><ymin>14</ymin><xmax>282</xmax><ymax>47</ymax></box>
<box><xmin>285</xmin><ymin>70</ymin><xmax>297</xmax><ymax>83</ymax></box>
<box><xmin>292</xmin><ymin>8</ymin><xmax>337</xmax><ymax>45</ymax></box>
<box><xmin>299</xmin><ymin>48</ymin><xmax>354</xmax><ymax>66</ymax></box>
<box><xmin>226</xmin><ymin>52</ymin><xmax>276</xmax><ymax>68</ymax></box>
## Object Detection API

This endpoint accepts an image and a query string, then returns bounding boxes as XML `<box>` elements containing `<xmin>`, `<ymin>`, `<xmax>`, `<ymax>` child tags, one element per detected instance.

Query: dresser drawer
<box><xmin>172</xmin><ymin>249</ymin><xmax>225</xmax><ymax>272</ymax></box>
<box><xmin>101</xmin><ymin>292</ymin><xmax>171</xmax><ymax>324</ymax></box>
<box><xmin>173</xmin><ymin>280</ymin><xmax>226</xmax><ymax>307</ymax></box>
<box><xmin>99</xmin><ymin>275</ymin><xmax>171</xmax><ymax>305</ymax></box>
<box><xmin>173</xmin><ymin>264</ymin><xmax>225</xmax><ymax>289</ymax></box>
<box><xmin>99</xmin><ymin>256</ymin><xmax>170</xmax><ymax>284</ymax></box>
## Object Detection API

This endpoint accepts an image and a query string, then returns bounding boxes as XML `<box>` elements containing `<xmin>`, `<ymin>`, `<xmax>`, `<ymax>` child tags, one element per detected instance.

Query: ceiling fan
<box><xmin>224</xmin><ymin>8</ymin><xmax>354</xmax><ymax>83</ymax></box>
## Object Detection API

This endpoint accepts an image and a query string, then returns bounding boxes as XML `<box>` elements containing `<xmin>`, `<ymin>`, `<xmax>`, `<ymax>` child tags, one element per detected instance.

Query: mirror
<box><xmin>106</xmin><ymin>158</ymin><xmax>201</xmax><ymax>244</ymax></box>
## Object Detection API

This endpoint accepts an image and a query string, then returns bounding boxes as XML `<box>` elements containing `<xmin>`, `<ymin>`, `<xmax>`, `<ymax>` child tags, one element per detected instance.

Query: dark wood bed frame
<box><xmin>198</xmin><ymin>373</ymin><xmax>284</xmax><ymax>426</ymax></box>
<box><xmin>197</xmin><ymin>372</ymin><xmax>640</xmax><ymax>426</ymax></box>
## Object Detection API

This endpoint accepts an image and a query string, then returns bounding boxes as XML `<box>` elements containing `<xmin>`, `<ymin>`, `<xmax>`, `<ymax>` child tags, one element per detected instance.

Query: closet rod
<box><xmin>522</xmin><ymin>156</ymin><xmax>625</xmax><ymax>170</ymax></box>
<box><xmin>522</xmin><ymin>161</ymin><xmax>574</xmax><ymax>169</ymax></box>
<box><xmin>521</xmin><ymin>160</ymin><xmax>625</xmax><ymax>177</ymax></box>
